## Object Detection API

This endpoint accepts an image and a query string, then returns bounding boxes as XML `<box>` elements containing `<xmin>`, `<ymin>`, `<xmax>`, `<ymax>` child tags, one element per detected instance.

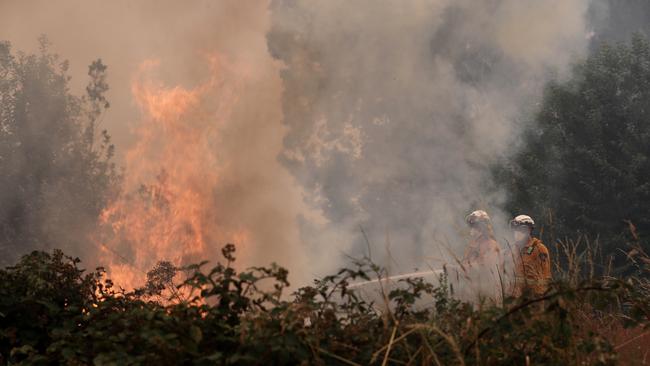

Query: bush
<box><xmin>0</xmin><ymin>243</ymin><xmax>647</xmax><ymax>365</ymax></box>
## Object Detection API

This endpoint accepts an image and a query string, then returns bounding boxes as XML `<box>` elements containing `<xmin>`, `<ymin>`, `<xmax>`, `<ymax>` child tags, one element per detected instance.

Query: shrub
<box><xmin>0</xmin><ymin>243</ymin><xmax>647</xmax><ymax>365</ymax></box>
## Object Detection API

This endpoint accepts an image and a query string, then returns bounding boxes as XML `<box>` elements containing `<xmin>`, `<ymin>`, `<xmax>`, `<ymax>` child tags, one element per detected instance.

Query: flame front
<box><xmin>99</xmin><ymin>56</ymin><xmax>248</xmax><ymax>290</ymax></box>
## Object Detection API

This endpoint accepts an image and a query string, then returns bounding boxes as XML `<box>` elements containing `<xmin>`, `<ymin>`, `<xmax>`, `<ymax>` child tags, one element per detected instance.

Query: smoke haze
<box><xmin>0</xmin><ymin>1</ymin><xmax>599</xmax><ymax>286</ymax></box>
<box><xmin>268</xmin><ymin>0</ymin><xmax>591</xmax><ymax>272</ymax></box>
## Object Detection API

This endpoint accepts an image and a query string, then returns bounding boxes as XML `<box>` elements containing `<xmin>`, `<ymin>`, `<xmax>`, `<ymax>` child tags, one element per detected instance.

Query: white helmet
<box><xmin>509</xmin><ymin>214</ymin><xmax>534</xmax><ymax>230</ymax></box>
<box><xmin>465</xmin><ymin>210</ymin><xmax>491</xmax><ymax>226</ymax></box>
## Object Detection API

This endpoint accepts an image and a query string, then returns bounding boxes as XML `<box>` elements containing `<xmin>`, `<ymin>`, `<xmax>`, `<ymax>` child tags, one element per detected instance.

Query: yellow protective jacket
<box><xmin>513</xmin><ymin>237</ymin><xmax>551</xmax><ymax>296</ymax></box>
<box><xmin>463</xmin><ymin>235</ymin><xmax>501</xmax><ymax>270</ymax></box>
<box><xmin>461</xmin><ymin>235</ymin><xmax>502</xmax><ymax>303</ymax></box>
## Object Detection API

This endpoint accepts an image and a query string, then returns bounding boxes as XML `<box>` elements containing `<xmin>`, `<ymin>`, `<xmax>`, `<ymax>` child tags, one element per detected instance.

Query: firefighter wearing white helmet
<box><xmin>461</xmin><ymin>210</ymin><xmax>502</xmax><ymax>303</ymax></box>
<box><xmin>463</xmin><ymin>210</ymin><xmax>501</xmax><ymax>267</ymax></box>
<box><xmin>509</xmin><ymin>214</ymin><xmax>551</xmax><ymax>297</ymax></box>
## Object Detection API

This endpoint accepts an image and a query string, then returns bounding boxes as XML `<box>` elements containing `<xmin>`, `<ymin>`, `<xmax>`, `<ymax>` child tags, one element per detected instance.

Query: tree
<box><xmin>497</xmin><ymin>35</ymin><xmax>650</xmax><ymax>263</ymax></box>
<box><xmin>0</xmin><ymin>37</ymin><xmax>118</xmax><ymax>264</ymax></box>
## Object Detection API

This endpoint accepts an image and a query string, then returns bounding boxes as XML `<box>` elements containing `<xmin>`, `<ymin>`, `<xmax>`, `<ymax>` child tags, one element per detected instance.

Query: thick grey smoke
<box><xmin>0</xmin><ymin>1</ymin><xmax>595</xmax><ymax>288</ymax></box>
<box><xmin>268</xmin><ymin>0</ymin><xmax>591</xmax><ymax>273</ymax></box>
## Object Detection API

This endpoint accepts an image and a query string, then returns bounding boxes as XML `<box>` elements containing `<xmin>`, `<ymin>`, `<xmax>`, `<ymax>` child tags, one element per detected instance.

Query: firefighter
<box><xmin>461</xmin><ymin>210</ymin><xmax>502</xmax><ymax>302</ymax></box>
<box><xmin>463</xmin><ymin>210</ymin><xmax>501</xmax><ymax>268</ymax></box>
<box><xmin>509</xmin><ymin>215</ymin><xmax>552</xmax><ymax>297</ymax></box>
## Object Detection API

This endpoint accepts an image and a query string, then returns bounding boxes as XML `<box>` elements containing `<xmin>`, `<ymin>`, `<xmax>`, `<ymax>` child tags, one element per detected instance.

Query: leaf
<box><xmin>10</xmin><ymin>344</ymin><xmax>36</xmax><ymax>357</ymax></box>
<box><xmin>201</xmin><ymin>352</ymin><xmax>223</xmax><ymax>361</ymax></box>
<box><xmin>37</xmin><ymin>299</ymin><xmax>61</xmax><ymax>313</ymax></box>
<box><xmin>190</xmin><ymin>325</ymin><xmax>203</xmax><ymax>344</ymax></box>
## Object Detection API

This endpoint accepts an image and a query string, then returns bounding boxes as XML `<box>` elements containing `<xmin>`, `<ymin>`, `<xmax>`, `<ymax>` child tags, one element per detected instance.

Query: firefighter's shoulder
<box><xmin>532</xmin><ymin>238</ymin><xmax>549</xmax><ymax>253</ymax></box>
<box><xmin>484</xmin><ymin>237</ymin><xmax>500</xmax><ymax>251</ymax></box>
<box><xmin>531</xmin><ymin>238</ymin><xmax>550</xmax><ymax>260</ymax></box>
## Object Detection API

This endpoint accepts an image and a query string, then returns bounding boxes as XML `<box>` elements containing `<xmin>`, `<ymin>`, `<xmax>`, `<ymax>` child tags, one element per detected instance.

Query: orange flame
<box><xmin>99</xmin><ymin>55</ymin><xmax>249</xmax><ymax>290</ymax></box>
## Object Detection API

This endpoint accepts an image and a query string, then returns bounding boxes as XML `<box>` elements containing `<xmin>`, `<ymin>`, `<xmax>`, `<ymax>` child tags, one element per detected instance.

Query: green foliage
<box><xmin>0</xmin><ymin>38</ymin><xmax>118</xmax><ymax>265</ymax></box>
<box><xmin>0</xmin><ymin>245</ymin><xmax>647</xmax><ymax>365</ymax></box>
<box><xmin>497</xmin><ymin>35</ymin><xmax>650</xmax><ymax>261</ymax></box>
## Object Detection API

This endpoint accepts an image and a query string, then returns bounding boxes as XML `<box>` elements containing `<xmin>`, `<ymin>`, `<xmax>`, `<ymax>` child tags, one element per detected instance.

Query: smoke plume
<box><xmin>268</xmin><ymin>0</ymin><xmax>591</xmax><ymax>273</ymax></box>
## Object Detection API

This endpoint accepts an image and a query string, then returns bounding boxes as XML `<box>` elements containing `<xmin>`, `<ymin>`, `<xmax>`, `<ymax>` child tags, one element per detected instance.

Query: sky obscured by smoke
<box><xmin>0</xmin><ymin>0</ymin><xmax>617</xmax><ymax>285</ymax></box>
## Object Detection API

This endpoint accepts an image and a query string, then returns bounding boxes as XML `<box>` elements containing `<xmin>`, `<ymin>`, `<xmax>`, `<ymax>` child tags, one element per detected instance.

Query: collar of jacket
<box><xmin>523</xmin><ymin>237</ymin><xmax>541</xmax><ymax>252</ymax></box>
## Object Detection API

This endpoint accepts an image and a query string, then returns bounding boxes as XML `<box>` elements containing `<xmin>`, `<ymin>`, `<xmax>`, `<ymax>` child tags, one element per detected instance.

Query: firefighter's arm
<box><xmin>538</xmin><ymin>246</ymin><xmax>551</xmax><ymax>280</ymax></box>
